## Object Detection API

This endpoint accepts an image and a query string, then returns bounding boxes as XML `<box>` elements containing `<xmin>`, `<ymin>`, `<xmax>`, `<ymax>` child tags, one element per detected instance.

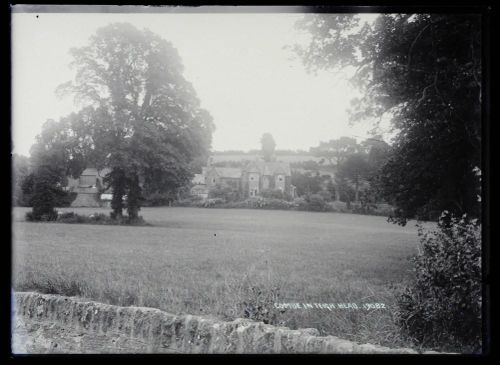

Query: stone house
<box><xmin>66</xmin><ymin>167</ymin><xmax>112</xmax><ymax>207</ymax></box>
<box><xmin>192</xmin><ymin>159</ymin><xmax>295</xmax><ymax>199</ymax></box>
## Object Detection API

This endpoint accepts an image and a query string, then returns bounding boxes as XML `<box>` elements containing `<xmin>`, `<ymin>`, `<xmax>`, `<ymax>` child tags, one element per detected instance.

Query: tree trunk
<box><xmin>335</xmin><ymin>189</ymin><xmax>340</xmax><ymax>202</ymax></box>
<box><xmin>110</xmin><ymin>169</ymin><xmax>125</xmax><ymax>219</ymax></box>
<box><xmin>355</xmin><ymin>179</ymin><xmax>359</xmax><ymax>203</ymax></box>
<box><xmin>126</xmin><ymin>174</ymin><xmax>142</xmax><ymax>220</ymax></box>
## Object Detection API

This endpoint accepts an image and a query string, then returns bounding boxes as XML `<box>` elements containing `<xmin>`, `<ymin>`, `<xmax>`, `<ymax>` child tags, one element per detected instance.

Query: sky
<box><xmin>11</xmin><ymin>8</ymin><xmax>388</xmax><ymax>157</ymax></box>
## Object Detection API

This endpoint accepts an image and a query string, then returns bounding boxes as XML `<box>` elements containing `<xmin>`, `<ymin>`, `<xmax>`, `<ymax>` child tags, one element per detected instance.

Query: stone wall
<box><xmin>12</xmin><ymin>292</ymin><xmax>437</xmax><ymax>354</ymax></box>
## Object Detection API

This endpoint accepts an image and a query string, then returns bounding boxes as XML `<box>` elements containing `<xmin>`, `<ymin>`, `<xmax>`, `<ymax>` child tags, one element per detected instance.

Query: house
<box><xmin>205</xmin><ymin>167</ymin><xmax>243</xmax><ymax>191</ymax></box>
<box><xmin>67</xmin><ymin>167</ymin><xmax>112</xmax><ymax>207</ymax></box>
<box><xmin>191</xmin><ymin>158</ymin><xmax>295</xmax><ymax>199</ymax></box>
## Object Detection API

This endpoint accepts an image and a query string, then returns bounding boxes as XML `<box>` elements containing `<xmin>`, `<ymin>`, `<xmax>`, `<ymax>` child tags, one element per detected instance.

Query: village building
<box><xmin>66</xmin><ymin>167</ymin><xmax>112</xmax><ymax>207</ymax></box>
<box><xmin>68</xmin><ymin>156</ymin><xmax>297</xmax><ymax>206</ymax></box>
<box><xmin>190</xmin><ymin>158</ymin><xmax>296</xmax><ymax>199</ymax></box>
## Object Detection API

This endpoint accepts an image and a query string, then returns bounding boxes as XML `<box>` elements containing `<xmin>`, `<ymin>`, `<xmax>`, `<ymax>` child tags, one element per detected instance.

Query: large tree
<box><xmin>310</xmin><ymin>136</ymin><xmax>359</xmax><ymax>200</ymax></box>
<box><xmin>337</xmin><ymin>152</ymin><xmax>370</xmax><ymax>203</ymax></box>
<box><xmin>260</xmin><ymin>133</ymin><xmax>276</xmax><ymax>162</ymax></box>
<box><xmin>295</xmin><ymin>14</ymin><xmax>481</xmax><ymax>224</ymax></box>
<box><xmin>26</xmin><ymin>118</ymin><xmax>79</xmax><ymax>219</ymax></box>
<box><xmin>56</xmin><ymin>23</ymin><xmax>214</xmax><ymax>219</ymax></box>
<box><xmin>12</xmin><ymin>154</ymin><xmax>30</xmax><ymax>206</ymax></box>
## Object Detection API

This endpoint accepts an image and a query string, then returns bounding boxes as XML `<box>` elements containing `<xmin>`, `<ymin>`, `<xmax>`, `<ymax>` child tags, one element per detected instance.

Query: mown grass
<box><xmin>12</xmin><ymin>206</ymin><xmax>426</xmax><ymax>349</ymax></box>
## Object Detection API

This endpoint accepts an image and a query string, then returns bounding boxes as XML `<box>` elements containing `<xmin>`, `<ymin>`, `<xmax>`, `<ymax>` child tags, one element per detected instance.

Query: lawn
<box><xmin>12</xmin><ymin>206</ymin><xmax>425</xmax><ymax>348</ymax></box>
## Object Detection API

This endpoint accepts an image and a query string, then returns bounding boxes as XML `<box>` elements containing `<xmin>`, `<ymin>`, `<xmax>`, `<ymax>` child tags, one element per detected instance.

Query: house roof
<box><xmin>244</xmin><ymin>161</ymin><xmax>291</xmax><ymax>176</ymax></box>
<box><xmin>80</xmin><ymin>167</ymin><xmax>111</xmax><ymax>178</ymax></box>
<box><xmin>213</xmin><ymin>167</ymin><xmax>242</xmax><ymax>179</ymax></box>
<box><xmin>81</xmin><ymin>168</ymin><xmax>98</xmax><ymax>176</ymax></box>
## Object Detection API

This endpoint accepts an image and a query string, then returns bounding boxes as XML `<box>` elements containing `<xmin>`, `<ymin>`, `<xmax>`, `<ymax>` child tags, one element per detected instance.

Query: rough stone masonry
<box><xmin>11</xmin><ymin>292</ymin><xmax>441</xmax><ymax>354</ymax></box>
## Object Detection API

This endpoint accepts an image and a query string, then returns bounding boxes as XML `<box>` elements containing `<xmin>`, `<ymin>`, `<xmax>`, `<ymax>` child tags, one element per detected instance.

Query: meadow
<box><xmin>12</xmin><ymin>206</ymin><xmax>426</xmax><ymax>349</ymax></box>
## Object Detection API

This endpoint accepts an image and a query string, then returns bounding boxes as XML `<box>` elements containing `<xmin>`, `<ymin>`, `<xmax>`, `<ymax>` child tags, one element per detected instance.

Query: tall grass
<box><xmin>13</xmin><ymin>207</ymin><xmax>423</xmax><ymax>349</ymax></box>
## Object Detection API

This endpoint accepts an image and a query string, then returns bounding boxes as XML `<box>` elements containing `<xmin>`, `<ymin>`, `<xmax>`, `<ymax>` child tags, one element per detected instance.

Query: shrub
<box><xmin>29</xmin><ymin>168</ymin><xmax>62</xmax><ymax>221</ymax></box>
<box><xmin>318</xmin><ymin>190</ymin><xmax>333</xmax><ymax>202</ymax></box>
<box><xmin>259</xmin><ymin>198</ymin><xmax>294</xmax><ymax>210</ymax></box>
<box><xmin>53</xmin><ymin>212</ymin><xmax>148</xmax><ymax>226</ymax></box>
<box><xmin>208</xmin><ymin>185</ymin><xmax>240</xmax><ymax>202</ymax></box>
<box><xmin>241</xmin><ymin>285</ymin><xmax>284</xmax><ymax>325</ymax></box>
<box><xmin>172</xmin><ymin>195</ymin><xmax>205</xmax><ymax>207</ymax></box>
<box><xmin>260</xmin><ymin>189</ymin><xmax>285</xmax><ymax>200</ymax></box>
<box><xmin>142</xmin><ymin>191</ymin><xmax>175</xmax><ymax>206</ymax></box>
<box><xmin>293</xmin><ymin>197</ymin><xmax>308</xmax><ymax>210</ymax></box>
<box><xmin>203</xmin><ymin>198</ymin><xmax>225</xmax><ymax>207</ymax></box>
<box><xmin>396</xmin><ymin>211</ymin><xmax>482</xmax><ymax>353</ymax></box>
<box><xmin>328</xmin><ymin>200</ymin><xmax>349</xmax><ymax>213</ymax></box>
<box><xmin>304</xmin><ymin>193</ymin><xmax>328</xmax><ymax>212</ymax></box>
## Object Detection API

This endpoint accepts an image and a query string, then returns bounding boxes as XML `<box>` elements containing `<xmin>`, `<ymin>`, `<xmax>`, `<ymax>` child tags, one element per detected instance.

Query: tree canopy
<box><xmin>296</xmin><ymin>14</ymin><xmax>481</xmax><ymax>223</ymax></box>
<box><xmin>260</xmin><ymin>133</ymin><xmax>276</xmax><ymax>162</ymax></box>
<box><xmin>32</xmin><ymin>23</ymin><xmax>214</xmax><ymax>220</ymax></box>
<box><xmin>310</xmin><ymin>136</ymin><xmax>359</xmax><ymax>169</ymax></box>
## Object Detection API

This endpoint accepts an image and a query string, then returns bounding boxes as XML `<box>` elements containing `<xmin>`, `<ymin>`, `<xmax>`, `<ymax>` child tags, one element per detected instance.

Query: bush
<box><xmin>304</xmin><ymin>193</ymin><xmax>328</xmax><ymax>212</ymax></box>
<box><xmin>396</xmin><ymin>211</ymin><xmax>482</xmax><ymax>353</ymax></box>
<box><xmin>50</xmin><ymin>211</ymin><xmax>148</xmax><ymax>226</ymax></box>
<box><xmin>260</xmin><ymin>189</ymin><xmax>285</xmax><ymax>200</ymax></box>
<box><xmin>142</xmin><ymin>191</ymin><xmax>175</xmax><ymax>206</ymax></box>
<box><xmin>258</xmin><ymin>198</ymin><xmax>294</xmax><ymax>210</ymax></box>
<box><xmin>328</xmin><ymin>200</ymin><xmax>349</xmax><ymax>213</ymax></box>
<box><xmin>202</xmin><ymin>198</ymin><xmax>225</xmax><ymax>207</ymax></box>
<box><xmin>317</xmin><ymin>190</ymin><xmax>333</xmax><ymax>202</ymax></box>
<box><xmin>25</xmin><ymin>211</ymin><xmax>58</xmax><ymax>222</ymax></box>
<box><xmin>208</xmin><ymin>185</ymin><xmax>240</xmax><ymax>202</ymax></box>
<box><xmin>172</xmin><ymin>195</ymin><xmax>205</xmax><ymax>207</ymax></box>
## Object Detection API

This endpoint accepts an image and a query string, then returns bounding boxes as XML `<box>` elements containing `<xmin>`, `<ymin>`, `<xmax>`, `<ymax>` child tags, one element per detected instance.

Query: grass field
<box><xmin>12</xmin><ymin>206</ymin><xmax>426</xmax><ymax>348</ymax></box>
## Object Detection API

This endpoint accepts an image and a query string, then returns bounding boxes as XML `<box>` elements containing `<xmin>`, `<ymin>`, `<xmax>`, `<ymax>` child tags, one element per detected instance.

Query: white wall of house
<box><xmin>275</xmin><ymin>174</ymin><xmax>285</xmax><ymax>191</ymax></box>
<box><xmin>248</xmin><ymin>172</ymin><xmax>260</xmax><ymax>197</ymax></box>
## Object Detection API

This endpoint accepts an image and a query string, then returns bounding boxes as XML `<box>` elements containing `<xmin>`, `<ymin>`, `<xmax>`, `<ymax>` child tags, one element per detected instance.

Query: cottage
<box><xmin>67</xmin><ymin>167</ymin><xmax>112</xmax><ymax>207</ymax></box>
<box><xmin>191</xmin><ymin>158</ymin><xmax>295</xmax><ymax>199</ymax></box>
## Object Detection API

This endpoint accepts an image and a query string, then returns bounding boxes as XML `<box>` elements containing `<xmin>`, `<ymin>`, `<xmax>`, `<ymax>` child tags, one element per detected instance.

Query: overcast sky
<box><xmin>11</xmin><ymin>9</ymin><xmax>387</xmax><ymax>157</ymax></box>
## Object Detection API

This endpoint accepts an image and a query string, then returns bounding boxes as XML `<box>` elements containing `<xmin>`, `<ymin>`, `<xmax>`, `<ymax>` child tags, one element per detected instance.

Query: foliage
<box><xmin>336</xmin><ymin>177</ymin><xmax>355</xmax><ymax>205</ymax></box>
<box><xmin>12</xmin><ymin>154</ymin><xmax>31</xmax><ymax>206</ymax></box>
<box><xmin>55</xmin><ymin>211</ymin><xmax>148</xmax><ymax>225</ymax></box>
<box><xmin>310</xmin><ymin>137</ymin><xmax>359</xmax><ymax>167</ymax></box>
<box><xmin>295</xmin><ymin>14</ymin><xmax>481</xmax><ymax>224</ymax></box>
<box><xmin>396</xmin><ymin>212</ymin><xmax>482</xmax><ymax>352</ymax></box>
<box><xmin>242</xmin><ymin>285</ymin><xmax>284</xmax><ymax>325</ymax></box>
<box><xmin>337</xmin><ymin>153</ymin><xmax>371</xmax><ymax>203</ymax></box>
<box><xmin>208</xmin><ymin>185</ymin><xmax>241</xmax><ymax>202</ymax></box>
<box><xmin>317</xmin><ymin>189</ymin><xmax>333</xmax><ymax>202</ymax></box>
<box><xmin>290</xmin><ymin>170</ymin><xmax>324</xmax><ymax>196</ymax></box>
<box><xmin>27</xmin><ymin>164</ymin><xmax>68</xmax><ymax>221</ymax></box>
<box><xmin>18</xmin><ymin>173</ymin><xmax>35</xmax><ymax>207</ymax></box>
<box><xmin>260</xmin><ymin>188</ymin><xmax>286</xmax><ymax>200</ymax></box>
<box><xmin>303</xmin><ymin>193</ymin><xmax>328</xmax><ymax>212</ymax></box>
<box><xmin>260</xmin><ymin>133</ymin><xmax>276</xmax><ymax>162</ymax></box>
<box><xmin>255</xmin><ymin>198</ymin><xmax>295</xmax><ymax>210</ymax></box>
<box><xmin>54</xmin><ymin>23</ymin><xmax>214</xmax><ymax>219</ymax></box>
<box><xmin>142</xmin><ymin>190</ymin><xmax>178</xmax><ymax>207</ymax></box>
